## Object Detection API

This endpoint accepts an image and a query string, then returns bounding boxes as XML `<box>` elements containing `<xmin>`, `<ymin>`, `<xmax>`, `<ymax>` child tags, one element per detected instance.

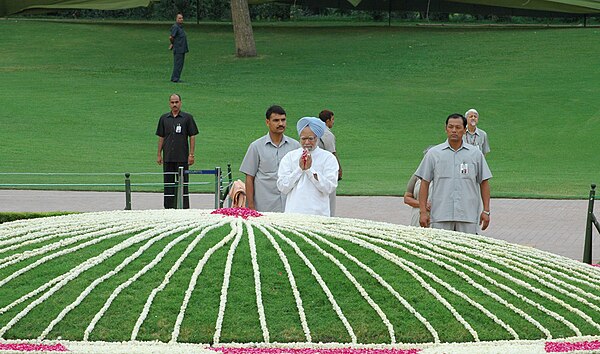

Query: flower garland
<box><xmin>213</xmin><ymin>221</ymin><xmax>245</xmax><ymax>344</ymax></box>
<box><xmin>270</xmin><ymin>223</ymin><xmax>358</xmax><ymax>343</ymax></box>
<box><xmin>246</xmin><ymin>221</ymin><xmax>270</xmax><ymax>343</ymax></box>
<box><xmin>131</xmin><ymin>220</ymin><xmax>231</xmax><ymax>341</ymax></box>
<box><xmin>282</xmin><ymin>226</ymin><xmax>397</xmax><ymax>343</ymax></box>
<box><xmin>0</xmin><ymin>210</ymin><xmax>599</xmax><ymax>349</ymax></box>
<box><xmin>212</xmin><ymin>208</ymin><xmax>263</xmax><ymax>219</ymax></box>
<box><xmin>254</xmin><ymin>223</ymin><xmax>311</xmax><ymax>342</ymax></box>
<box><xmin>171</xmin><ymin>220</ymin><xmax>242</xmax><ymax>343</ymax></box>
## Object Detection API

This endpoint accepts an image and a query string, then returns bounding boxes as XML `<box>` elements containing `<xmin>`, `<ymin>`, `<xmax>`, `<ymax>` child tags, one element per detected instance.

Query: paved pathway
<box><xmin>0</xmin><ymin>190</ymin><xmax>598</xmax><ymax>263</ymax></box>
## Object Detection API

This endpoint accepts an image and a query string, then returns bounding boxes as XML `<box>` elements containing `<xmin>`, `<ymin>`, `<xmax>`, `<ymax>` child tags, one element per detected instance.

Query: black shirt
<box><xmin>156</xmin><ymin>111</ymin><xmax>199</xmax><ymax>162</ymax></box>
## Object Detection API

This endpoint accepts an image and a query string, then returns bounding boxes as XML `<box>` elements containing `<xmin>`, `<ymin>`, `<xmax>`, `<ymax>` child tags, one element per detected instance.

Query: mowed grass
<box><xmin>0</xmin><ymin>19</ymin><xmax>599</xmax><ymax>197</ymax></box>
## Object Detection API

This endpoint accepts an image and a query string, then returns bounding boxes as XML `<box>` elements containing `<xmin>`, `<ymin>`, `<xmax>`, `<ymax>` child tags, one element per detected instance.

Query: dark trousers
<box><xmin>171</xmin><ymin>53</ymin><xmax>185</xmax><ymax>82</ymax></box>
<box><xmin>163</xmin><ymin>162</ymin><xmax>190</xmax><ymax>209</ymax></box>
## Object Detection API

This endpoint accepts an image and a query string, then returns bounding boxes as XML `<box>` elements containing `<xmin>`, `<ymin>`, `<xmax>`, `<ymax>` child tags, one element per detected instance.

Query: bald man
<box><xmin>277</xmin><ymin>117</ymin><xmax>339</xmax><ymax>216</ymax></box>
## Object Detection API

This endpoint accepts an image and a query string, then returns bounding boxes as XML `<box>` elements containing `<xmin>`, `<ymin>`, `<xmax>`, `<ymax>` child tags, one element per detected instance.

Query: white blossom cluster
<box><xmin>0</xmin><ymin>209</ymin><xmax>599</xmax><ymax>352</ymax></box>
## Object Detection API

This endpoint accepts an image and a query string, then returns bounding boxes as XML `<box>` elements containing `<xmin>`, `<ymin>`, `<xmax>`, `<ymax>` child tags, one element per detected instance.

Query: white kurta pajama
<box><xmin>277</xmin><ymin>147</ymin><xmax>339</xmax><ymax>216</ymax></box>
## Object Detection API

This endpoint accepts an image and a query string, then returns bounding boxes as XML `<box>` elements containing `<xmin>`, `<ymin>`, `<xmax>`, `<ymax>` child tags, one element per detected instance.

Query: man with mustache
<box><xmin>240</xmin><ymin>105</ymin><xmax>300</xmax><ymax>212</ymax></box>
<box><xmin>156</xmin><ymin>93</ymin><xmax>198</xmax><ymax>209</ymax></box>
<box><xmin>277</xmin><ymin>117</ymin><xmax>339</xmax><ymax>216</ymax></box>
<box><xmin>415</xmin><ymin>113</ymin><xmax>492</xmax><ymax>234</ymax></box>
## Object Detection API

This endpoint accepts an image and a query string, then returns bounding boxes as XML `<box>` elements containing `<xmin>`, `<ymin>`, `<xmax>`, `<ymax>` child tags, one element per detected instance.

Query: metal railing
<box><xmin>1</xmin><ymin>167</ymin><xmax>233</xmax><ymax>211</ymax></box>
<box><xmin>583</xmin><ymin>183</ymin><xmax>599</xmax><ymax>264</ymax></box>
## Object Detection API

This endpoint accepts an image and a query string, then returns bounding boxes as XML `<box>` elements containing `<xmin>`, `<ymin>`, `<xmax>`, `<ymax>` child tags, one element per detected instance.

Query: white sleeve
<box><xmin>277</xmin><ymin>152</ymin><xmax>303</xmax><ymax>195</ymax></box>
<box><xmin>307</xmin><ymin>153</ymin><xmax>338</xmax><ymax>194</ymax></box>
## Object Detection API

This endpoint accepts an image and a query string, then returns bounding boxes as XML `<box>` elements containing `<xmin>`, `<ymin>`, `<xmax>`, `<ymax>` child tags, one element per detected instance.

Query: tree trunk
<box><xmin>230</xmin><ymin>0</ymin><xmax>257</xmax><ymax>57</ymax></box>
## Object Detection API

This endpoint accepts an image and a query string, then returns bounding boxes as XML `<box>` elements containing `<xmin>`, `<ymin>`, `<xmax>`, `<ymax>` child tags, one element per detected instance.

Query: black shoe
<box><xmin>171</xmin><ymin>79</ymin><xmax>179</xmax><ymax>83</ymax></box>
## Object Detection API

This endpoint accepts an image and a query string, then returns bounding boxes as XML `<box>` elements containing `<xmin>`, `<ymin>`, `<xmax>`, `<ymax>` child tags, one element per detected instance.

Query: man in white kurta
<box><xmin>277</xmin><ymin>117</ymin><xmax>339</xmax><ymax>216</ymax></box>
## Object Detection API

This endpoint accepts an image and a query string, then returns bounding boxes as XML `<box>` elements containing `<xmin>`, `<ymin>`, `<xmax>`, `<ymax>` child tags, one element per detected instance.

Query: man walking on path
<box><xmin>156</xmin><ymin>94</ymin><xmax>198</xmax><ymax>209</ymax></box>
<box><xmin>317</xmin><ymin>109</ymin><xmax>342</xmax><ymax>216</ymax></box>
<box><xmin>415</xmin><ymin>113</ymin><xmax>492</xmax><ymax>234</ymax></box>
<box><xmin>169</xmin><ymin>13</ymin><xmax>188</xmax><ymax>83</ymax></box>
<box><xmin>240</xmin><ymin>105</ymin><xmax>300</xmax><ymax>212</ymax></box>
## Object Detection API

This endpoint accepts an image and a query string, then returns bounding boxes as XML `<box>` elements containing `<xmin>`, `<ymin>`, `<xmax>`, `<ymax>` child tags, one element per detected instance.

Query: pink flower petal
<box><xmin>545</xmin><ymin>340</ymin><xmax>600</xmax><ymax>352</ymax></box>
<box><xmin>209</xmin><ymin>348</ymin><xmax>420</xmax><ymax>354</ymax></box>
<box><xmin>0</xmin><ymin>343</ymin><xmax>68</xmax><ymax>352</ymax></box>
<box><xmin>211</xmin><ymin>208</ymin><xmax>263</xmax><ymax>219</ymax></box>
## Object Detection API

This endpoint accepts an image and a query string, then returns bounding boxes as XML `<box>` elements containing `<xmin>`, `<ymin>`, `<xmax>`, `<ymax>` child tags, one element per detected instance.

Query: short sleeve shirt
<box><xmin>415</xmin><ymin>141</ymin><xmax>492</xmax><ymax>223</ymax></box>
<box><xmin>170</xmin><ymin>23</ymin><xmax>189</xmax><ymax>54</ymax></box>
<box><xmin>318</xmin><ymin>127</ymin><xmax>336</xmax><ymax>153</ymax></box>
<box><xmin>240</xmin><ymin>134</ymin><xmax>301</xmax><ymax>212</ymax></box>
<box><xmin>463</xmin><ymin>127</ymin><xmax>490</xmax><ymax>155</ymax></box>
<box><xmin>156</xmin><ymin>111</ymin><xmax>198</xmax><ymax>162</ymax></box>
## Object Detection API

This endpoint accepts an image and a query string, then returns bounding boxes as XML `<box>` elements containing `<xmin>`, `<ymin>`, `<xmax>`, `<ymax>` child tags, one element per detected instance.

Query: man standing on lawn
<box><xmin>463</xmin><ymin>108</ymin><xmax>490</xmax><ymax>156</ymax></box>
<box><xmin>415</xmin><ymin>113</ymin><xmax>492</xmax><ymax>234</ymax></box>
<box><xmin>156</xmin><ymin>94</ymin><xmax>198</xmax><ymax>209</ymax></box>
<box><xmin>277</xmin><ymin>117</ymin><xmax>339</xmax><ymax>217</ymax></box>
<box><xmin>317</xmin><ymin>109</ymin><xmax>342</xmax><ymax>216</ymax></box>
<box><xmin>169</xmin><ymin>13</ymin><xmax>188</xmax><ymax>83</ymax></box>
<box><xmin>240</xmin><ymin>105</ymin><xmax>300</xmax><ymax>212</ymax></box>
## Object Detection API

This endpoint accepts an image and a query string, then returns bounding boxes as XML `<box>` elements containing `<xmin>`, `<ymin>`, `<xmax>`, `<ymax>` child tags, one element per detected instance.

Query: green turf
<box><xmin>1</xmin><ymin>19</ymin><xmax>598</xmax><ymax>198</ymax></box>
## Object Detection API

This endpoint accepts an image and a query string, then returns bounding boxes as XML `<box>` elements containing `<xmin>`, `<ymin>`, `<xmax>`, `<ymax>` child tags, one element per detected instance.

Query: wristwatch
<box><xmin>482</xmin><ymin>210</ymin><xmax>491</xmax><ymax>216</ymax></box>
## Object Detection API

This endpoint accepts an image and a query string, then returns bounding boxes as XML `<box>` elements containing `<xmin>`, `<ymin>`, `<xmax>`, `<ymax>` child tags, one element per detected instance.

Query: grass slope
<box><xmin>0</xmin><ymin>211</ymin><xmax>599</xmax><ymax>344</ymax></box>
<box><xmin>0</xmin><ymin>19</ymin><xmax>599</xmax><ymax>197</ymax></box>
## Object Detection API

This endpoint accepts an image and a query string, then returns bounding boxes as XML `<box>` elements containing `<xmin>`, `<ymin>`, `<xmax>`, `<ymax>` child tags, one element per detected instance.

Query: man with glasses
<box><xmin>277</xmin><ymin>117</ymin><xmax>339</xmax><ymax>216</ymax></box>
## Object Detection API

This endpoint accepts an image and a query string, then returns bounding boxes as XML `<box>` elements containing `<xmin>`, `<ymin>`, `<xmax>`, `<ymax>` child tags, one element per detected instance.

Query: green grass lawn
<box><xmin>1</xmin><ymin>212</ymin><xmax>599</xmax><ymax>343</ymax></box>
<box><xmin>0</xmin><ymin>19</ymin><xmax>598</xmax><ymax>198</ymax></box>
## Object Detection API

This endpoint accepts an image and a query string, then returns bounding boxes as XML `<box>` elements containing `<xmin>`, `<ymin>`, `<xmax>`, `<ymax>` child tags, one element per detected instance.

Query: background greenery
<box><xmin>0</xmin><ymin>19</ymin><xmax>598</xmax><ymax>198</ymax></box>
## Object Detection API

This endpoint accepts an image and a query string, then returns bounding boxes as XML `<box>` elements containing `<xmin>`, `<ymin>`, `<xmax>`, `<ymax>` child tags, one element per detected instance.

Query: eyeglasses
<box><xmin>300</xmin><ymin>136</ymin><xmax>316</xmax><ymax>142</ymax></box>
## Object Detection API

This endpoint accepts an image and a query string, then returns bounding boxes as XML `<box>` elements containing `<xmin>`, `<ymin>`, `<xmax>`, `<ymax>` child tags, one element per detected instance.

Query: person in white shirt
<box><xmin>277</xmin><ymin>117</ymin><xmax>339</xmax><ymax>216</ymax></box>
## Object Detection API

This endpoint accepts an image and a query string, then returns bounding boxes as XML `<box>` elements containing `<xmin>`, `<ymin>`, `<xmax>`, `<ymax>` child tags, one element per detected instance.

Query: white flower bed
<box><xmin>0</xmin><ymin>209</ymin><xmax>598</xmax><ymax>353</ymax></box>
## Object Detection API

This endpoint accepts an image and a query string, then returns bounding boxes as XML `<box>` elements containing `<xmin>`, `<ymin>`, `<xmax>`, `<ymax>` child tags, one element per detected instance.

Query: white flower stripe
<box><xmin>0</xmin><ymin>222</ymin><xmax>198</xmax><ymax>338</ymax></box>
<box><xmin>331</xmin><ymin>223</ymin><xmax>586</xmax><ymax>337</ymax></box>
<box><xmin>330</xmin><ymin>222</ymin><xmax>588</xmax><ymax>334</ymax></box>
<box><xmin>417</xmin><ymin>234</ymin><xmax>600</xmax><ymax>332</ymax></box>
<box><xmin>0</xmin><ymin>225</ymin><xmax>148</xmax><ymax>284</ymax></box>
<box><xmin>486</xmin><ymin>251</ymin><xmax>600</xmax><ymax>297</ymax></box>
<box><xmin>0</xmin><ymin>224</ymin><xmax>98</xmax><ymax>255</ymax></box>
<box><xmin>274</xmin><ymin>219</ymin><xmax>478</xmax><ymax>341</ymax></box>
<box><xmin>281</xmin><ymin>225</ymin><xmax>397</xmax><ymax>343</ymax></box>
<box><xmin>0</xmin><ymin>224</ymin><xmax>142</xmax><ymax>268</ymax></box>
<box><xmin>245</xmin><ymin>221</ymin><xmax>270</xmax><ymax>343</ymax></box>
<box><xmin>0</xmin><ymin>223</ymin><xmax>173</xmax><ymax>316</ymax></box>
<box><xmin>213</xmin><ymin>221</ymin><xmax>245</xmax><ymax>344</ymax></box>
<box><xmin>130</xmin><ymin>220</ymin><xmax>229</xmax><ymax>341</ymax></box>
<box><xmin>255</xmin><ymin>223</ymin><xmax>311</xmax><ymax>342</ymax></box>
<box><xmin>170</xmin><ymin>219</ymin><xmax>241</xmax><ymax>343</ymax></box>
<box><xmin>53</xmin><ymin>222</ymin><xmax>214</xmax><ymax>341</ymax></box>
<box><xmin>266</xmin><ymin>224</ymin><xmax>358</xmax><ymax>343</ymax></box>
<box><xmin>282</xmin><ymin>226</ymin><xmax>440</xmax><ymax>343</ymax></box>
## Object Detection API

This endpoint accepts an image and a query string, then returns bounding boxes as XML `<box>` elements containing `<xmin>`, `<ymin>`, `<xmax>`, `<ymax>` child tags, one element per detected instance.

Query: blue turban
<box><xmin>296</xmin><ymin>117</ymin><xmax>326</xmax><ymax>138</ymax></box>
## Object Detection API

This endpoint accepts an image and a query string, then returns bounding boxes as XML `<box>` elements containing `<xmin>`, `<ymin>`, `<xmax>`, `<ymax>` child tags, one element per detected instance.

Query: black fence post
<box><xmin>124</xmin><ymin>173</ymin><xmax>132</xmax><ymax>210</ymax></box>
<box><xmin>215</xmin><ymin>166</ymin><xmax>221</xmax><ymax>209</ymax></box>
<box><xmin>583</xmin><ymin>184</ymin><xmax>596</xmax><ymax>264</ymax></box>
<box><xmin>177</xmin><ymin>167</ymin><xmax>184</xmax><ymax>209</ymax></box>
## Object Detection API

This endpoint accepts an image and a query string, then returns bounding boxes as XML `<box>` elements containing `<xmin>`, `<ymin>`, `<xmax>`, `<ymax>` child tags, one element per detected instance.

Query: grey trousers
<box><xmin>431</xmin><ymin>221</ymin><xmax>478</xmax><ymax>235</ymax></box>
<box><xmin>171</xmin><ymin>52</ymin><xmax>185</xmax><ymax>82</ymax></box>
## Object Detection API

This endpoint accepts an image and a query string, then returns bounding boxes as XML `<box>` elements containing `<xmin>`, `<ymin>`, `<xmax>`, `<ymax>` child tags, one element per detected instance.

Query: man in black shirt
<box><xmin>156</xmin><ymin>94</ymin><xmax>199</xmax><ymax>208</ymax></box>
<box><xmin>169</xmin><ymin>13</ymin><xmax>189</xmax><ymax>83</ymax></box>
